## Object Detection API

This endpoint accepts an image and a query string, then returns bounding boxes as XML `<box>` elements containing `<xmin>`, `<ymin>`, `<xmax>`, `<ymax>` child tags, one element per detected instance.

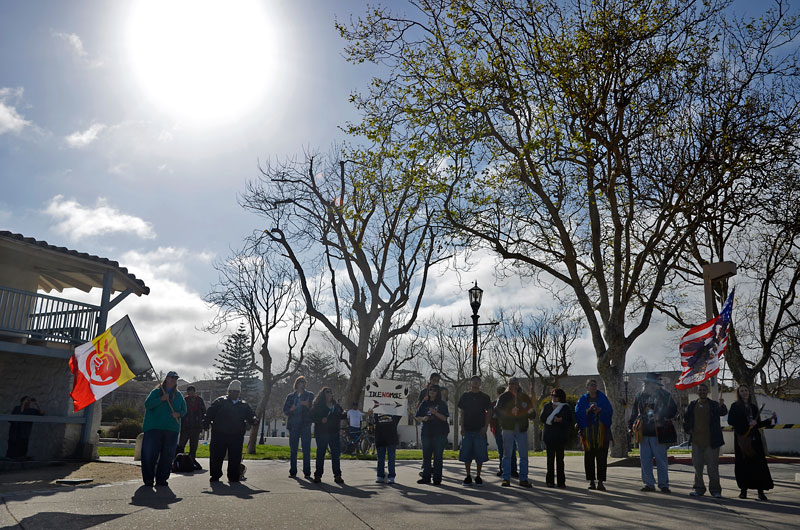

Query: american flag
<box><xmin>675</xmin><ymin>289</ymin><xmax>735</xmax><ymax>390</ymax></box>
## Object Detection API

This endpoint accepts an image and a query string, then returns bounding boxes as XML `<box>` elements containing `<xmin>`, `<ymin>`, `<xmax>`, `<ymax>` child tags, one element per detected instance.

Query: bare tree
<box><xmin>205</xmin><ymin>239</ymin><xmax>315</xmax><ymax>454</ymax></box>
<box><xmin>242</xmin><ymin>149</ymin><xmax>448</xmax><ymax>407</ymax></box>
<box><xmin>490</xmin><ymin>309</ymin><xmax>579</xmax><ymax>450</ymax></box>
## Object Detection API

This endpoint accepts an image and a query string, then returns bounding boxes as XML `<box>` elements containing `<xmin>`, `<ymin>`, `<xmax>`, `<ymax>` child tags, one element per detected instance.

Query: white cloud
<box><xmin>65</xmin><ymin>123</ymin><xmax>106</xmax><ymax>148</ymax></box>
<box><xmin>0</xmin><ymin>87</ymin><xmax>31</xmax><ymax>135</ymax></box>
<box><xmin>53</xmin><ymin>31</ymin><xmax>103</xmax><ymax>68</ymax></box>
<box><xmin>43</xmin><ymin>195</ymin><xmax>156</xmax><ymax>241</ymax></box>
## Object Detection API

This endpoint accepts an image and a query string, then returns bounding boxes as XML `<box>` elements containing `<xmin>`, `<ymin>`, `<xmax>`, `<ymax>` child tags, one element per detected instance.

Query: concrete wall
<box><xmin>0</xmin><ymin>349</ymin><xmax>95</xmax><ymax>459</ymax></box>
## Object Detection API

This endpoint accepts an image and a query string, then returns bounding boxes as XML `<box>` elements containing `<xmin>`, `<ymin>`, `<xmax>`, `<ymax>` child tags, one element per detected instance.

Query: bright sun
<box><xmin>127</xmin><ymin>0</ymin><xmax>276</xmax><ymax>126</ymax></box>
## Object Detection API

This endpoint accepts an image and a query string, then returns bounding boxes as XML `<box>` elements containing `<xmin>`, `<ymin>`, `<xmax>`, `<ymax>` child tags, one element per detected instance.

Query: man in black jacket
<box><xmin>683</xmin><ymin>383</ymin><xmax>727</xmax><ymax>498</ymax></box>
<box><xmin>178</xmin><ymin>385</ymin><xmax>206</xmax><ymax>461</ymax></box>
<box><xmin>203</xmin><ymin>380</ymin><xmax>256</xmax><ymax>483</ymax></box>
<box><xmin>495</xmin><ymin>377</ymin><xmax>534</xmax><ymax>488</ymax></box>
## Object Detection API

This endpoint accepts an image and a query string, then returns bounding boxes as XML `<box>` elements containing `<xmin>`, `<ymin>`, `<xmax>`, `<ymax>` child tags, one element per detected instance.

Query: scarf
<box><xmin>545</xmin><ymin>402</ymin><xmax>566</xmax><ymax>425</ymax></box>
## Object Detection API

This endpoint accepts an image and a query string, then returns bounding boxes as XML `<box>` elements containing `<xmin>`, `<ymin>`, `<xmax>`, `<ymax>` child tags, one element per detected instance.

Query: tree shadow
<box><xmin>202</xmin><ymin>481</ymin><xmax>268</xmax><ymax>499</ymax></box>
<box><xmin>12</xmin><ymin>511</ymin><xmax>125</xmax><ymax>530</ymax></box>
<box><xmin>129</xmin><ymin>485</ymin><xmax>182</xmax><ymax>510</ymax></box>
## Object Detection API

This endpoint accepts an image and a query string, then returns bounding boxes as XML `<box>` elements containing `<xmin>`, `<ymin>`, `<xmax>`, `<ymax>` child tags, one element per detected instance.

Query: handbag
<box><xmin>632</xmin><ymin>417</ymin><xmax>643</xmax><ymax>444</ymax></box>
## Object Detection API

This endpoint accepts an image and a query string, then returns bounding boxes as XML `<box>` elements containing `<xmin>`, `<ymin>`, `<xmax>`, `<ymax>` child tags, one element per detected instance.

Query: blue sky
<box><xmin>0</xmin><ymin>0</ymin><xmax>769</xmax><ymax>381</ymax></box>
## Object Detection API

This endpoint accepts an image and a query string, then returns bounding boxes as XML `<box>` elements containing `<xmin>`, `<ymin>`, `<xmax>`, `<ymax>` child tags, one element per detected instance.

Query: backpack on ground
<box><xmin>172</xmin><ymin>452</ymin><xmax>195</xmax><ymax>473</ymax></box>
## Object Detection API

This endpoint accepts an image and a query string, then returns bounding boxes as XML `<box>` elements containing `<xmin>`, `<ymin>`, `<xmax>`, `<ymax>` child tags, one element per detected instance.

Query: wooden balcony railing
<box><xmin>0</xmin><ymin>285</ymin><xmax>100</xmax><ymax>345</ymax></box>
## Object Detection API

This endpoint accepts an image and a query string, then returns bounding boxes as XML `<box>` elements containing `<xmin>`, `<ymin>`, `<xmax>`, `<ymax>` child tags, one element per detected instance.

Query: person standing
<box><xmin>495</xmin><ymin>377</ymin><xmax>534</xmax><ymax>488</ymax></box>
<box><xmin>346</xmin><ymin>402</ymin><xmax>363</xmax><ymax>453</ymax></box>
<box><xmin>628</xmin><ymin>373</ymin><xmax>678</xmax><ymax>493</ymax></box>
<box><xmin>5</xmin><ymin>396</ymin><xmax>45</xmax><ymax>460</ymax></box>
<box><xmin>541</xmin><ymin>388</ymin><xmax>574</xmax><ymax>488</ymax></box>
<box><xmin>490</xmin><ymin>386</ymin><xmax>518</xmax><ymax>478</ymax></box>
<box><xmin>203</xmin><ymin>380</ymin><xmax>257</xmax><ymax>483</ymax></box>
<box><xmin>311</xmin><ymin>387</ymin><xmax>345</xmax><ymax>484</ymax></box>
<box><xmin>283</xmin><ymin>375</ymin><xmax>315</xmax><ymax>479</ymax></box>
<box><xmin>683</xmin><ymin>383</ymin><xmax>727</xmax><ymax>498</ymax></box>
<box><xmin>178</xmin><ymin>385</ymin><xmax>206</xmax><ymax>462</ymax></box>
<box><xmin>141</xmin><ymin>371</ymin><xmax>186</xmax><ymax>487</ymax></box>
<box><xmin>417</xmin><ymin>373</ymin><xmax>442</xmax><ymax>404</ymax></box>
<box><xmin>416</xmin><ymin>385</ymin><xmax>449</xmax><ymax>485</ymax></box>
<box><xmin>373</xmin><ymin>410</ymin><xmax>401</xmax><ymax>484</ymax></box>
<box><xmin>727</xmin><ymin>385</ymin><xmax>776</xmax><ymax>500</ymax></box>
<box><xmin>576</xmin><ymin>378</ymin><xmax>613</xmax><ymax>491</ymax></box>
<box><xmin>457</xmin><ymin>375</ymin><xmax>492</xmax><ymax>485</ymax></box>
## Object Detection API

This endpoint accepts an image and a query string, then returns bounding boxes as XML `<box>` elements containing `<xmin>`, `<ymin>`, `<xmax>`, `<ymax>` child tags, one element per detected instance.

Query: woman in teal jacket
<box><xmin>141</xmin><ymin>371</ymin><xmax>186</xmax><ymax>487</ymax></box>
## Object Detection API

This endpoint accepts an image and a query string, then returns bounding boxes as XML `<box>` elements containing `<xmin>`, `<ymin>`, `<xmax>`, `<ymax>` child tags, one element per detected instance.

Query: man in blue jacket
<box><xmin>282</xmin><ymin>376</ymin><xmax>315</xmax><ymax>479</ymax></box>
<box><xmin>683</xmin><ymin>383</ymin><xmax>727</xmax><ymax>498</ymax></box>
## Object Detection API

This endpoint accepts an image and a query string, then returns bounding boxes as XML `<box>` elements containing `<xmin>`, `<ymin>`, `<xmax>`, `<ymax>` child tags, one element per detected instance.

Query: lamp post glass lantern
<box><xmin>469</xmin><ymin>282</ymin><xmax>483</xmax><ymax>313</ymax></box>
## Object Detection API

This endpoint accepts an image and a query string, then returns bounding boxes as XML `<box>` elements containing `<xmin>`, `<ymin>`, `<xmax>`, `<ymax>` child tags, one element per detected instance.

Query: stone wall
<box><xmin>0</xmin><ymin>349</ymin><xmax>96</xmax><ymax>459</ymax></box>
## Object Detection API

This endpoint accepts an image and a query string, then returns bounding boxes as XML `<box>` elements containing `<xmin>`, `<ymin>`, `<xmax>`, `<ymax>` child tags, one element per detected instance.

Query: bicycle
<box><xmin>341</xmin><ymin>421</ymin><xmax>376</xmax><ymax>455</ymax></box>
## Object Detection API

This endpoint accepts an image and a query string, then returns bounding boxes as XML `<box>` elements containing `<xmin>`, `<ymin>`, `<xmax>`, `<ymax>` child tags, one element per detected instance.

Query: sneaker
<box><xmin>313</xmin><ymin>476</ymin><xmax>321</xmax><ymax>483</ymax></box>
<box><xmin>660</xmin><ymin>487</ymin><xmax>671</xmax><ymax>494</ymax></box>
<box><xmin>689</xmin><ymin>491</ymin><xmax>703</xmax><ymax>497</ymax></box>
<box><xmin>511</xmin><ymin>471</ymin><xmax>520</xmax><ymax>478</ymax></box>
<box><xmin>417</xmin><ymin>478</ymin><xmax>431</xmax><ymax>485</ymax></box>
<box><xmin>334</xmin><ymin>476</ymin><xmax>344</xmax><ymax>484</ymax></box>
<box><xmin>463</xmin><ymin>475</ymin><xmax>473</xmax><ymax>485</ymax></box>
<box><xmin>711</xmin><ymin>492</ymin><xmax>722</xmax><ymax>499</ymax></box>
<box><xmin>519</xmin><ymin>480</ymin><xmax>532</xmax><ymax>488</ymax></box>
<box><xmin>588</xmin><ymin>480</ymin><xmax>596</xmax><ymax>490</ymax></box>
<box><xmin>288</xmin><ymin>473</ymin><xmax>297</xmax><ymax>478</ymax></box>
<box><xmin>387</xmin><ymin>477</ymin><xmax>395</xmax><ymax>484</ymax></box>
<box><xmin>641</xmin><ymin>485</ymin><xmax>656</xmax><ymax>492</ymax></box>
<box><xmin>501</xmin><ymin>480</ymin><xmax>511</xmax><ymax>487</ymax></box>
<box><xmin>474</xmin><ymin>476</ymin><xmax>483</xmax><ymax>485</ymax></box>
<box><xmin>597</xmin><ymin>482</ymin><xmax>606</xmax><ymax>491</ymax></box>
<box><xmin>376</xmin><ymin>477</ymin><xmax>385</xmax><ymax>483</ymax></box>
<box><xmin>304</xmin><ymin>474</ymin><xmax>312</xmax><ymax>480</ymax></box>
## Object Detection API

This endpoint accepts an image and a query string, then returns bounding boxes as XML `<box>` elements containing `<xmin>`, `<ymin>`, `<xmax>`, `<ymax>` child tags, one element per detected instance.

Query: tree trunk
<box><xmin>597</xmin><ymin>356</ymin><xmax>627</xmax><ymax>458</ymax></box>
<box><xmin>344</xmin><ymin>352</ymin><xmax>369</xmax><ymax>412</ymax></box>
<box><xmin>246</xmin><ymin>378</ymin><xmax>273</xmax><ymax>454</ymax></box>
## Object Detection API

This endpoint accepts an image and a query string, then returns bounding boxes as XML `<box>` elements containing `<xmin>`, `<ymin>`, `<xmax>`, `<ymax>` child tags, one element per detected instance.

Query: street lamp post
<box><xmin>702</xmin><ymin>261</ymin><xmax>737</xmax><ymax>399</ymax></box>
<box><xmin>454</xmin><ymin>281</ymin><xmax>499</xmax><ymax>377</ymax></box>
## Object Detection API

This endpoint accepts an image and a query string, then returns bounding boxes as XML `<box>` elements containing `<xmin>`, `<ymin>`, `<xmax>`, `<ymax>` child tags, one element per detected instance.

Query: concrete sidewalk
<box><xmin>1</xmin><ymin>456</ymin><xmax>798</xmax><ymax>529</ymax></box>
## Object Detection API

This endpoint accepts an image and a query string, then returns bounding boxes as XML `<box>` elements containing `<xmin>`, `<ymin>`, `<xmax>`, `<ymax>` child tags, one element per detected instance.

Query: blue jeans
<box><xmin>289</xmin><ymin>425</ymin><xmax>312</xmax><ymax>476</ymax></box>
<box><xmin>421</xmin><ymin>435</ymin><xmax>446</xmax><ymax>482</ymax></box>
<box><xmin>640</xmin><ymin>435</ymin><xmax>669</xmax><ymax>488</ymax></box>
<box><xmin>141</xmin><ymin>429</ymin><xmax>178</xmax><ymax>485</ymax></box>
<box><xmin>502</xmin><ymin>430</ymin><xmax>528</xmax><ymax>481</ymax></box>
<box><xmin>377</xmin><ymin>445</ymin><xmax>397</xmax><ymax>479</ymax></box>
<box><xmin>495</xmin><ymin>430</ymin><xmax>517</xmax><ymax>473</ymax></box>
<box><xmin>314</xmin><ymin>432</ymin><xmax>342</xmax><ymax>478</ymax></box>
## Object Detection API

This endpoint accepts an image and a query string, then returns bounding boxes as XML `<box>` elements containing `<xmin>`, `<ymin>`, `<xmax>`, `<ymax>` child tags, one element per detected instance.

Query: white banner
<box><xmin>364</xmin><ymin>378</ymin><xmax>409</xmax><ymax>416</ymax></box>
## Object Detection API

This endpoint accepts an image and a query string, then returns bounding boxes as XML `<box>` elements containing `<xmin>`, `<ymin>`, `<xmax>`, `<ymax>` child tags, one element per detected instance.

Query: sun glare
<box><xmin>127</xmin><ymin>0</ymin><xmax>276</xmax><ymax>126</ymax></box>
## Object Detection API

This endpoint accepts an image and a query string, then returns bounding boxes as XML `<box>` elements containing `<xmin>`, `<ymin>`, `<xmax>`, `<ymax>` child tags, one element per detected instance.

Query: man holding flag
<box><xmin>141</xmin><ymin>371</ymin><xmax>186</xmax><ymax>487</ymax></box>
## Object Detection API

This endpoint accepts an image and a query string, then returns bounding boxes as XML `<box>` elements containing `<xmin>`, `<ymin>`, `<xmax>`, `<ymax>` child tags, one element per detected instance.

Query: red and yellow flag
<box><xmin>69</xmin><ymin>316</ymin><xmax>151</xmax><ymax>411</ymax></box>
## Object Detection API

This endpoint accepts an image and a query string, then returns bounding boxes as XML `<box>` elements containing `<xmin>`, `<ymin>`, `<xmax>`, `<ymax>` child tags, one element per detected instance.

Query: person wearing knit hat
<box><xmin>202</xmin><ymin>380</ymin><xmax>256</xmax><ymax>483</ymax></box>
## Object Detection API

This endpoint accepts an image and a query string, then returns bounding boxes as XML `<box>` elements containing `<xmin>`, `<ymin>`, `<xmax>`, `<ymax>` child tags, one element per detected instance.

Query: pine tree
<box><xmin>214</xmin><ymin>323</ymin><xmax>260</xmax><ymax>384</ymax></box>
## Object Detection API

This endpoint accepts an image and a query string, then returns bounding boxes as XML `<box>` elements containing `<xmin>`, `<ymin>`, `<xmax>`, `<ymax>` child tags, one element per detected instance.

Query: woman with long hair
<box><xmin>415</xmin><ymin>384</ymin><xmax>449</xmax><ymax>485</ymax></box>
<box><xmin>540</xmin><ymin>388</ymin><xmax>574</xmax><ymax>488</ymax></box>
<box><xmin>575</xmin><ymin>378</ymin><xmax>613</xmax><ymax>491</ymax></box>
<box><xmin>727</xmin><ymin>385</ymin><xmax>776</xmax><ymax>500</ymax></box>
<box><xmin>311</xmin><ymin>387</ymin><xmax>345</xmax><ymax>484</ymax></box>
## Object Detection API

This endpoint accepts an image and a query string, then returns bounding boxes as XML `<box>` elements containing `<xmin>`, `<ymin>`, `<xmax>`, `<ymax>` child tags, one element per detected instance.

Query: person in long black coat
<box><xmin>727</xmin><ymin>385</ymin><xmax>776</xmax><ymax>500</ymax></box>
<box><xmin>202</xmin><ymin>380</ymin><xmax>257</xmax><ymax>483</ymax></box>
<box><xmin>539</xmin><ymin>388</ymin><xmax>574</xmax><ymax>488</ymax></box>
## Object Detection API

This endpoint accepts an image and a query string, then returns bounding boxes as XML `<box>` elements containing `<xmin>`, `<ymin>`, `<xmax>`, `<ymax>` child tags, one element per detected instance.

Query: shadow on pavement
<box><xmin>317</xmin><ymin>482</ymin><xmax>377</xmax><ymax>499</ymax></box>
<box><xmin>11</xmin><ymin>511</ymin><xmax>125</xmax><ymax>530</ymax></box>
<box><xmin>203</xmin><ymin>481</ymin><xmax>268</xmax><ymax>499</ymax></box>
<box><xmin>130</xmin><ymin>485</ymin><xmax>182</xmax><ymax>510</ymax></box>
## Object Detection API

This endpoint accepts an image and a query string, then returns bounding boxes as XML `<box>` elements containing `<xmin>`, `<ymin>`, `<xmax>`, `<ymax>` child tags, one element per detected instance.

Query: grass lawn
<box><xmin>98</xmin><ymin>445</ymin><xmax>590</xmax><ymax>460</ymax></box>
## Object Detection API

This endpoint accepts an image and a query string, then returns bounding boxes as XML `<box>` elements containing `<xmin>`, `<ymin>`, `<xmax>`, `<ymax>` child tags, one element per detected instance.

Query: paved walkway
<box><xmin>1</xmin><ymin>456</ymin><xmax>798</xmax><ymax>529</ymax></box>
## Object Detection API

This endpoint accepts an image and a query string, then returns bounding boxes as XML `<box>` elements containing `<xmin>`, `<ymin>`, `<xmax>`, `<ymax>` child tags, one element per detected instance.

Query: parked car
<box><xmin>669</xmin><ymin>440</ymin><xmax>691</xmax><ymax>450</ymax></box>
